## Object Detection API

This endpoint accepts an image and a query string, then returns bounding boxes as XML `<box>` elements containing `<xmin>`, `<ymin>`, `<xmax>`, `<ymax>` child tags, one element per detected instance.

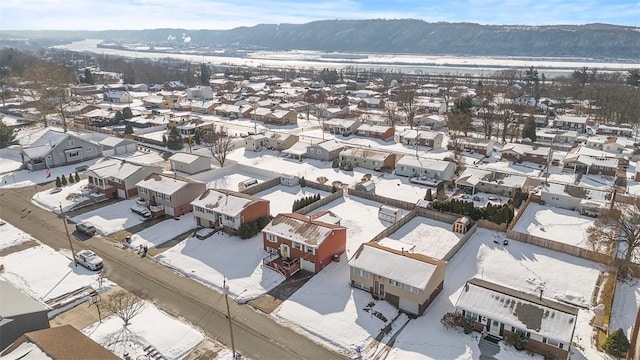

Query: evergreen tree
<box><xmin>436</xmin><ymin>182</ymin><xmax>445</xmax><ymax>199</ymax></box>
<box><xmin>162</xmin><ymin>134</ymin><xmax>167</xmax><ymax>144</ymax></box>
<box><xmin>602</xmin><ymin>328</ymin><xmax>630</xmax><ymax>358</ymax></box>
<box><xmin>114</xmin><ymin>110</ymin><xmax>124</xmax><ymax>122</ymax></box>
<box><xmin>83</xmin><ymin>68</ymin><xmax>94</xmax><ymax>84</ymax></box>
<box><xmin>194</xmin><ymin>130</ymin><xmax>202</xmax><ymax>145</ymax></box>
<box><xmin>521</xmin><ymin>117</ymin><xmax>537</xmax><ymax>142</ymax></box>
<box><xmin>425</xmin><ymin>189</ymin><xmax>433</xmax><ymax>201</ymax></box>
<box><xmin>69</xmin><ymin>173</ymin><xmax>75</xmax><ymax>183</ymax></box>
<box><xmin>167</xmin><ymin>127</ymin><xmax>184</xmax><ymax>150</ymax></box>
<box><xmin>512</xmin><ymin>188</ymin><xmax>524</xmax><ymax>208</ymax></box>
<box><xmin>55</xmin><ymin>176</ymin><xmax>61</xmax><ymax>187</ymax></box>
<box><xmin>122</xmin><ymin>107</ymin><xmax>133</xmax><ymax>119</ymax></box>
<box><xmin>124</xmin><ymin>124</ymin><xmax>134</xmax><ymax>135</ymax></box>
<box><xmin>61</xmin><ymin>174</ymin><xmax>67</xmax><ymax>185</ymax></box>
<box><xmin>200</xmin><ymin>63</ymin><xmax>211</xmax><ymax>85</ymax></box>
<box><xmin>0</xmin><ymin>122</ymin><xmax>17</xmax><ymax>148</ymax></box>
<box><xmin>74</xmin><ymin>172</ymin><xmax>80</xmax><ymax>182</ymax></box>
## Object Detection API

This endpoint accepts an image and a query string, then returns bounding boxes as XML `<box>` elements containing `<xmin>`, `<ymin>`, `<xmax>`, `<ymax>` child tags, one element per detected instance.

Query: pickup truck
<box><xmin>75</xmin><ymin>250</ymin><xmax>103</xmax><ymax>271</ymax></box>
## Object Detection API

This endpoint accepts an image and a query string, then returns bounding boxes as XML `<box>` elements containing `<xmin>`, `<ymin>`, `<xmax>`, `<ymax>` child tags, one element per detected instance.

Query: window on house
<box><xmin>305</xmin><ymin>246</ymin><xmax>315</xmax><ymax>255</ymax></box>
<box><xmin>309</xmin><ymin>149</ymin><xmax>315</xmax><ymax>153</ymax></box>
<box><xmin>546</xmin><ymin>338</ymin><xmax>559</xmax><ymax>347</ymax></box>
<box><xmin>86</xmin><ymin>147</ymin><xmax>93</xmax><ymax>152</ymax></box>
<box><xmin>266</xmin><ymin>233</ymin><xmax>277</xmax><ymax>242</ymax></box>
<box><xmin>388</xmin><ymin>279</ymin><xmax>401</xmax><ymax>287</ymax></box>
<box><xmin>353</xmin><ymin>267</ymin><xmax>369</xmax><ymax>278</ymax></box>
<box><xmin>67</xmin><ymin>140</ymin><xmax>75</xmax><ymax>146</ymax></box>
<box><xmin>293</xmin><ymin>242</ymin><xmax>301</xmax><ymax>250</ymax></box>
<box><xmin>404</xmin><ymin>284</ymin><xmax>419</xmax><ymax>293</ymax></box>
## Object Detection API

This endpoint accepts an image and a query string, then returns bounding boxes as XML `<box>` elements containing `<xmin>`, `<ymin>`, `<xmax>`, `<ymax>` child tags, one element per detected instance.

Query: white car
<box><xmin>131</xmin><ymin>205</ymin><xmax>151</xmax><ymax>218</ymax></box>
<box><xmin>135</xmin><ymin>197</ymin><xmax>149</xmax><ymax>207</ymax></box>
<box><xmin>75</xmin><ymin>250</ymin><xmax>103</xmax><ymax>271</ymax></box>
<box><xmin>195</xmin><ymin>227</ymin><xmax>217</xmax><ymax>239</ymax></box>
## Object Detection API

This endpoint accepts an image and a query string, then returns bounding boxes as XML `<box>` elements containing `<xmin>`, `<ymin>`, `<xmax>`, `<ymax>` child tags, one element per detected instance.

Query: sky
<box><xmin>0</xmin><ymin>0</ymin><xmax>638</xmax><ymax>31</ymax></box>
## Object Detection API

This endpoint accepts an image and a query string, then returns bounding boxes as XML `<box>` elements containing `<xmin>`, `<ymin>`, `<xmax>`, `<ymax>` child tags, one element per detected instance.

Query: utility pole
<box><xmin>59</xmin><ymin>203</ymin><xmax>78</xmax><ymax>266</ymax></box>
<box><xmin>223</xmin><ymin>278</ymin><xmax>236</xmax><ymax>359</ymax></box>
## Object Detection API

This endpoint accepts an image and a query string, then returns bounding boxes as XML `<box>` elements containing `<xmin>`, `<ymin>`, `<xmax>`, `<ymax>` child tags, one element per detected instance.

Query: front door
<box><xmin>280</xmin><ymin>244</ymin><xmax>290</xmax><ymax>258</ymax></box>
<box><xmin>374</xmin><ymin>281</ymin><xmax>385</xmax><ymax>297</ymax></box>
<box><xmin>488</xmin><ymin>319</ymin><xmax>501</xmax><ymax>337</ymax></box>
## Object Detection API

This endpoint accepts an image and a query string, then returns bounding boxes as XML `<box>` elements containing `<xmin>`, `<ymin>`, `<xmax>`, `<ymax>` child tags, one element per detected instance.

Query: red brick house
<box><xmin>191</xmin><ymin>189</ymin><xmax>270</xmax><ymax>233</ymax></box>
<box><xmin>500</xmin><ymin>143</ymin><xmax>552</xmax><ymax>165</ymax></box>
<box><xmin>355</xmin><ymin>124</ymin><xmax>395</xmax><ymax>141</ymax></box>
<box><xmin>87</xmin><ymin>159</ymin><xmax>162</xmax><ymax>199</ymax></box>
<box><xmin>262</xmin><ymin>212</ymin><xmax>346</xmax><ymax>277</ymax></box>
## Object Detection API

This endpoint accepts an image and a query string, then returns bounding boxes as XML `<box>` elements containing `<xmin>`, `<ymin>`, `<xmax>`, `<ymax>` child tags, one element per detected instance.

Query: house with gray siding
<box><xmin>20</xmin><ymin>129</ymin><xmax>103</xmax><ymax>170</ymax></box>
<box><xmin>169</xmin><ymin>153</ymin><xmax>212</xmax><ymax>174</ymax></box>
<box><xmin>98</xmin><ymin>136</ymin><xmax>138</xmax><ymax>157</ymax></box>
<box><xmin>0</xmin><ymin>281</ymin><xmax>50</xmax><ymax>350</ymax></box>
<box><xmin>306</xmin><ymin>140</ymin><xmax>344</xmax><ymax>162</ymax></box>
<box><xmin>395</xmin><ymin>157</ymin><xmax>455</xmax><ymax>181</ymax></box>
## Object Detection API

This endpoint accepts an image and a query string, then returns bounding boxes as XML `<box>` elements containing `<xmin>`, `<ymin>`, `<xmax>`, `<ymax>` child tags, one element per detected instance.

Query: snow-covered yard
<box><xmin>0</xmin><ymin>158</ymin><xmax>101</xmax><ymax>189</ymax></box>
<box><xmin>126</xmin><ymin>213</ymin><xmax>196</xmax><ymax>250</ymax></box>
<box><xmin>83</xmin><ymin>301</ymin><xmax>204</xmax><ymax>360</ymax></box>
<box><xmin>31</xmin><ymin>179</ymin><xmax>91</xmax><ymax>213</ymax></box>
<box><xmin>0</xmin><ymin>245</ymin><xmax>114</xmax><ymax>307</ymax></box>
<box><xmin>512</xmin><ymin>202</ymin><xmax>598</xmax><ymax>251</ymax></box>
<box><xmin>71</xmin><ymin>199</ymin><xmax>145</xmax><ymax>236</ymax></box>
<box><xmin>0</xmin><ymin>148</ymin><xmax>23</xmax><ymax>174</ymax></box>
<box><xmin>155</xmin><ymin>232</ymin><xmax>285</xmax><ymax>303</ymax></box>
<box><xmin>315</xmin><ymin>196</ymin><xmax>390</xmax><ymax>254</ymax></box>
<box><xmin>254</xmin><ymin>184</ymin><xmax>329</xmax><ymax>216</ymax></box>
<box><xmin>385</xmin><ymin>228</ymin><xmax>605</xmax><ymax>360</ymax></box>
<box><xmin>0</xmin><ymin>219</ymin><xmax>33</xmax><ymax>250</ymax></box>
<box><xmin>378</xmin><ymin>217</ymin><xmax>462</xmax><ymax>260</ymax></box>
<box><xmin>273</xmin><ymin>257</ymin><xmax>401</xmax><ymax>357</ymax></box>
<box><xmin>610</xmin><ymin>279</ymin><xmax>640</xmax><ymax>338</ymax></box>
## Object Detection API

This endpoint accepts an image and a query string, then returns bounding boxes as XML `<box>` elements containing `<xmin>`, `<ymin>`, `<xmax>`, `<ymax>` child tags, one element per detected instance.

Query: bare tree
<box><xmin>24</xmin><ymin>62</ymin><xmax>73</xmax><ymax>131</ymax></box>
<box><xmin>205</xmin><ymin>131</ymin><xmax>235</xmax><ymax>167</ymax></box>
<box><xmin>384</xmin><ymin>101</ymin><xmax>398</xmax><ymax>128</ymax></box>
<box><xmin>587</xmin><ymin>199</ymin><xmax>640</xmax><ymax>264</ymax></box>
<box><xmin>101</xmin><ymin>289</ymin><xmax>145</xmax><ymax>327</ymax></box>
<box><xmin>397</xmin><ymin>84</ymin><xmax>418</xmax><ymax>129</ymax></box>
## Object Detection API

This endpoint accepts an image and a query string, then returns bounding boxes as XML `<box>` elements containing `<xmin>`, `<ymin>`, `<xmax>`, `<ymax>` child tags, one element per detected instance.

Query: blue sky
<box><xmin>1</xmin><ymin>0</ymin><xmax>638</xmax><ymax>30</ymax></box>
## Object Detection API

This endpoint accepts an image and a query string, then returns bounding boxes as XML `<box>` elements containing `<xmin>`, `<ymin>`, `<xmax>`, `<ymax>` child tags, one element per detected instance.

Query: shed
<box><xmin>378</xmin><ymin>205</ymin><xmax>402</xmax><ymax>223</ymax></box>
<box><xmin>98</xmin><ymin>137</ymin><xmax>138</xmax><ymax>157</ymax></box>
<box><xmin>280</xmin><ymin>173</ymin><xmax>299</xmax><ymax>187</ymax></box>
<box><xmin>452</xmin><ymin>216</ymin><xmax>471</xmax><ymax>234</ymax></box>
<box><xmin>169</xmin><ymin>152</ymin><xmax>211</xmax><ymax>174</ymax></box>
<box><xmin>355</xmin><ymin>180</ymin><xmax>375</xmax><ymax>193</ymax></box>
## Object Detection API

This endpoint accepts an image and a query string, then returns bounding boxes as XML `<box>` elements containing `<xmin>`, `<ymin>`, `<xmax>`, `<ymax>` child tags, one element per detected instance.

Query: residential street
<box><xmin>0</xmin><ymin>184</ymin><xmax>347</xmax><ymax>360</ymax></box>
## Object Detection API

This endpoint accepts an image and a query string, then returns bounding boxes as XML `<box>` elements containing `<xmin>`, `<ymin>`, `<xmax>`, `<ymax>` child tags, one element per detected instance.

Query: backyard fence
<box><xmin>242</xmin><ymin>177</ymin><xmax>280</xmax><ymax>195</ymax></box>
<box><xmin>370</xmin><ymin>209</ymin><xmax>418</xmax><ymax>242</ymax></box>
<box><xmin>295</xmin><ymin>186</ymin><xmax>344</xmax><ymax>215</ymax></box>
<box><xmin>347</xmin><ymin>188</ymin><xmax>416</xmax><ymax>211</ymax></box>
<box><xmin>442</xmin><ymin>224</ymin><xmax>478</xmax><ymax>262</ymax></box>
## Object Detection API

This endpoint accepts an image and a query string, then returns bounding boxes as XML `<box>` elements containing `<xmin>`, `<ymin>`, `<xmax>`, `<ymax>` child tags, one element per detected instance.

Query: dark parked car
<box><xmin>76</xmin><ymin>222</ymin><xmax>97</xmax><ymax>236</ymax></box>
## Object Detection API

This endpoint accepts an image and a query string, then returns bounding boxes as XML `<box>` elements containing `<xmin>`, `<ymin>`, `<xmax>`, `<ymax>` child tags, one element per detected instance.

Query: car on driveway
<box><xmin>76</xmin><ymin>222</ymin><xmax>97</xmax><ymax>236</ymax></box>
<box><xmin>131</xmin><ymin>205</ymin><xmax>152</xmax><ymax>218</ymax></box>
<box><xmin>75</xmin><ymin>249</ymin><xmax>103</xmax><ymax>271</ymax></box>
<box><xmin>195</xmin><ymin>227</ymin><xmax>217</xmax><ymax>239</ymax></box>
<box><xmin>135</xmin><ymin>197</ymin><xmax>149</xmax><ymax>207</ymax></box>
<box><xmin>50</xmin><ymin>187</ymin><xmax>62</xmax><ymax>194</ymax></box>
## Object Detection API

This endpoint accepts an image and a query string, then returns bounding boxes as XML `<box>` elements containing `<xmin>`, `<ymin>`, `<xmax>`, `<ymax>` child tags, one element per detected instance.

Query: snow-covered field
<box><xmin>378</xmin><ymin>217</ymin><xmax>462</xmax><ymax>260</ymax></box>
<box><xmin>155</xmin><ymin>232</ymin><xmax>285</xmax><ymax>303</ymax></box>
<box><xmin>83</xmin><ymin>301</ymin><xmax>204</xmax><ymax>360</ymax></box>
<box><xmin>255</xmin><ymin>185</ymin><xmax>329</xmax><ymax>216</ymax></box>
<box><xmin>386</xmin><ymin>228</ymin><xmax>605</xmax><ymax>360</ymax></box>
<box><xmin>273</xmin><ymin>257</ymin><xmax>401</xmax><ymax>357</ymax></box>
<box><xmin>610</xmin><ymin>279</ymin><xmax>640</xmax><ymax>338</ymax></box>
<box><xmin>71</xmin><ymin>199</ymin><xmax>145</xmax><ymax>236</ymax></box>
<box><xmin>0</xmin><ymin>219</ymin><xmax>33</xmax><ymax>250</ymax></box>
<box><xmin>31</xmin><ymin>179</ymin><xmax>91</xmax><ymax>213</ymax></box>
<box><xmin>315</xmin><ymin>196</ymin><xmax>390</xmax><ymax>254</ymax></box>
<box><xmin>0</xmin><ymin>148</ymin><xmax>23</xmax><ymax>174</ymax></box>
<box><xmin>0</xmin><ymin>245</ymin><xmax>114</xmax><ymax>304</ymax></box>
<box><xmin>512</xmin><ymin>202</ymin><xmax>598</xmax><ymax>251</ymax></box>
<box><xmin>126</xmin><ymin>213</ymin><xmax>196</xmax><ymax>249</ymax></box>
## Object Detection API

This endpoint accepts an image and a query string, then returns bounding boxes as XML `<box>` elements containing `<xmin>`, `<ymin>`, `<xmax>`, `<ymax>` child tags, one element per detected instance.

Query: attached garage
<box><xmin>301</xmin><ymin>259</ymin><xmax>315</xmax><ymax>272</ymax></box>
<box><xmin>99</xmin><ymin>137</ymin><xmax>138</xmax><ymax>157</ymax></box>
<box><xmin>117</xmin><ymin>188</ymin><xmax>126</xmax><ymax>199</ymax></box>
<box><xmin>399</xmin><ymin>297</ymin><xmax>420</xmax><ymax>315</ymax></box>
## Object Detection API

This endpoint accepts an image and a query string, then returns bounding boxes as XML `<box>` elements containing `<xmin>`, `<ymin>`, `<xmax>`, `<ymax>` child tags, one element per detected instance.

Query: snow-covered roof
<box><xmin>87</xmin><ymin>158</ymin><xmax>152</xmax><ymax>180</ymax></box>
<box><xmin>191</xmin><ymin>189</ymin><xmax>263</xmax><ymax>217</ymax></box>
<box><xmin>340</xmin><ymin>147</ymin><xmax>391</xmax><ymax>161</ymax></box>
<box><xmin>262</xmin><ymin>213</ymin><xmax>344</xmax><ymax>247</ymax></box>
<box><xmin>136</xmin><ymin>173</ymin><xmax>194</xmax><ymax>195</ymax></box>
<box><xmin>501</xmin><ymin>143</ymin><xmax>551</xmax><ymax>157</ymax></box>
<box><xmin>396</xmin><ymin>156</ymin><xmax>453</xmax><ymax>172</ymax></box>
<box><xmin>169</xmin><ymin>152</ymin><xmax>203</xmax><ymax>164</ymax></box>
<box><xmin>356</xmin><ymin>123</ymin><xmax>391</xmax><ymax>133</ymax></box>
<box><xmin>555</xmin><ymin>115</ymin><xmax>588</xmax><ymax>124</ymax></box>
<box><xmin>98</xmin><ymin>136</ymin><xmax>134</xmax><ymax>148</ymax></box>
<box><xmin>456</xmin><ymin>278</ymin><xmax>578</xmax><ymax>343</ymax></box>
<box><xmin>21</xmin><ymin>129</ymin><xmax>71</xmax><ymax>159</ymax></box>
<box><xmin>348</xmin><ymin>243</ymin><xmax>443</xmax><ymax>290</ymax></box>
<box><xmin>323</xmin><ymin>118</ymin><xmax>357</xmax><ymax>127</ymax></box>
<box><xmin>313</xmin><ymin>140</ymin><xmax>343</xmax><ymax>152</ymax></box>
<box><xmin>309</xmin><ymin>210</ymin><xmax>342</xmax><ymax>225</ymax></box>
<box><xmin>282</xmin><ymin>141</ymin><xmax>309</xmax><ymax>155</ymax></box>
<box><xmin>1</xmin><ymin>341</ymin><xmax>52</xmax><ymax>360</ymax></box>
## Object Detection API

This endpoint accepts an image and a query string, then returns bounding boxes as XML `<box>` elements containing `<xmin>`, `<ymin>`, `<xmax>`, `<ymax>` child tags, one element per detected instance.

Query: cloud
<box><xmin>0</xmin><ymin>0</ymin><xmax>637</xmax><ymax>30</ymax></box>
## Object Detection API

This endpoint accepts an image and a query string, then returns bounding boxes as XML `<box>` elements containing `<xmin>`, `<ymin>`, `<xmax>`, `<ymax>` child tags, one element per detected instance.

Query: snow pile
<box><xmin>0</xmin><ymin>219</ymin><xmax>33</xmax><ymax>250</ymax></box>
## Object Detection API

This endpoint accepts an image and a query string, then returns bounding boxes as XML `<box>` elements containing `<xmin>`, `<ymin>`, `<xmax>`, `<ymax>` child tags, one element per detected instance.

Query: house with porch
<box><xmin>500</xmin><ymin>143</ymin><xmax>551</xmax><ymax>165</ymax></box>
<box><xmin>191</xmin><ymin>189</ymin><xmax>270</xmax><ymax>233</ymax></box>
<box><xmin>455</xmin><ymin>278</ymin><xmax>578</xmax><ymax>360</ymax></box>
<box><xmin>20</xmin><ymin>128</ymin><xmax>103</xmax><ymax>171</ymax></box>
<box><xmin>562</xmin><ymin>155</ymin><xmax>618</xmax><ymax>176</ymax></box>
<box><xmin>348</xmin><ymin>242</ymin><xmax>446</xmax><ymax>316</ymax></box>
<box><xmin>596</xmin><ymin>124</ymin><xmax>633</xmax><ymax>137</ymax></box>
<box><xmin>323</xmin><ymin>118</ymin><xmax>360</xmax><ymax>135</ymax></box>
<box><xmin>394</xmin><ymin>156</ymin><xmax>455</xmax><ymax>181</ymax></box>
<box><xmin>136</xmin><ymin>173</ymin><xmax>206</xmax><ymax>217</ymax></box>
<box><xmin>86</xmin><ymin>159</ymin><xmax>162</xmax><ymax>199</ymax></box>
<box><xmin>262</xmin><ymin>212</ymin><xmax>346</xmax><ymax>277</ymax></box>
<box><xmin>339</xmin><ymin>148</ymin><xmax>398</xmax><ymax>171</ymax></box>
<box><xmin>354</xmin><ymin>123</ymin><xmax>395</xmax><ymax>141</ymax></box>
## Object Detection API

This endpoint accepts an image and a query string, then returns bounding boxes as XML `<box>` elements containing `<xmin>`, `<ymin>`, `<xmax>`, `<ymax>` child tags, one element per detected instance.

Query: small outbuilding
<box><xmin>452</xmin><ymin>216</ymin><xmax>471</xmax><ymax>234</ymax></box>
<box><xmin>169</xmin><ymin>152</ymin><xmax>212</xmax><ymax>174</ymax></box>
<box><xmin>280</xmin><ymin>173</ymin><xmax>299</xmax><ymax>187</ymax></box>
<box><xmin>378</xmin><ymin>205</ymin><xmax>402</xmax><ymax>223</ymax></box>
<box><xmin>355</xmin><ymin>180</ymin><xmax>375</xmax><ymax>193</ymax></box>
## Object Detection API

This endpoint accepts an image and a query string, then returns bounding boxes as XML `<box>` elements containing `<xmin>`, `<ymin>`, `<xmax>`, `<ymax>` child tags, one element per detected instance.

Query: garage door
<box><xmin>117</xmin><ymin>188</ymin><xmax>126</xmax><ymax>199</ymax></box>
<box><xmin>115</xmin><ymin>145</ymin><xmax>127</xmax><ymax>155</ymax></box>
<box><xmin>399</xmin><ymin>297</ymin><xmax>419</xmax><ymax>315</ymax></box>
<box><xmin>165</xmin><ymin>207</ymin><xmax>175</xmax><ymax>216</ymax></box>
<box><xmin>301</xmin><ymin>259</ymin><xmax>315</xmax><ymax>272</ymax></box>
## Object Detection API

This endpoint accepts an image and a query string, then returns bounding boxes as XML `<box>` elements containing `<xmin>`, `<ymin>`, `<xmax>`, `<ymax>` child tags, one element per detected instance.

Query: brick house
<box><xmin>339</xmin><ymin>148</ymin><xmax>398</xmax><ymax>171</ymax></box>
<box><xmin>262</xmin><ymin>212</ymin><xmax>346</xmax><ymax>276</ymax></box>
<box><xmin>500</xmin><ymin>143</ymin><xmax>551</xmax><ymax>165</ymax></box>
<box><xmin>349</xmin><ymin>242</ymin><xmax>446</xmax><ymax>316</ymax></box>
<box><xmin>456</xmin><ymin>278</ymin><xmax>578</xmax><ymax>360</ymax></box>
<box><xmin>136</xmin><ymin>173</ymin><xmax>206</xmax><ymax>217</ymax></box>
<box><xmin>354</xmin><ymin>123</ymin><xmax>395</xmax><ymax>141</ymax></box>
<box><xmin>87</xmin><ymin>159</ymin><xmax>162</xmax><ymax>199</ymax></box>
<box><xmin>448</xmin><ymin>137</ymin><xmax>495</xmax><ymax>155</ymax></box>
<box><xmin>191</xmin><ymin>189</ymin><xmax>270</xmax><ymax>233</ymax></box>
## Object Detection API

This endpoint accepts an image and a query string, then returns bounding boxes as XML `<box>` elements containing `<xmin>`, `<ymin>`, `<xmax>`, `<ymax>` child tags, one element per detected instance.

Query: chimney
<box><xmin>539</xmin><ymin>288</ymin><xmax>544</xmax><ymax>301</ymax></box>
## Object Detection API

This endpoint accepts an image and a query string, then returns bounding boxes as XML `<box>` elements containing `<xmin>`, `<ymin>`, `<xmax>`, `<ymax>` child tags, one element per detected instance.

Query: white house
<box><xmin>394</xmin><ymin>157</ymin><xmax>455</xmax><ymax>181</ymax></box>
